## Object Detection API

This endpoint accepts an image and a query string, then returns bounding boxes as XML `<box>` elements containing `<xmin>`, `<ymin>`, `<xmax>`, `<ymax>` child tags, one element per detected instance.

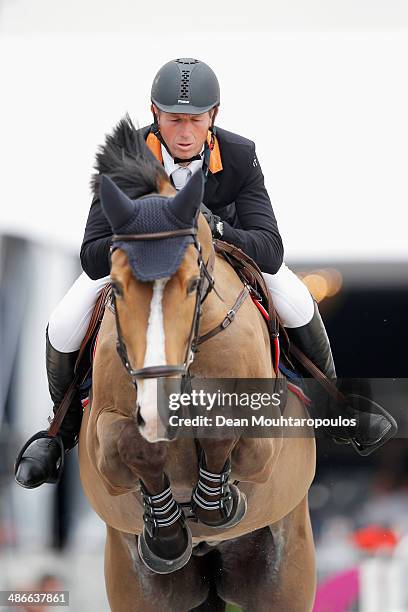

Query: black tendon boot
<box><xmin>191</xmin><ymin>448</ymin><xmax>247</xmax><ymax>528</ymax></box>
<box><xmin>14</xmin><ymin>328</ymin><xmax>83</xmax><ymax>488</ymax></box>
<box><xmin>286</xmin><ymin>299</ymin><xmax>397</xmax><ymax>455</ymax></box>
<box><xmin>138</xmin><ymin>474</ymin><xmax>193</xmax><ymax>574</ymax></box>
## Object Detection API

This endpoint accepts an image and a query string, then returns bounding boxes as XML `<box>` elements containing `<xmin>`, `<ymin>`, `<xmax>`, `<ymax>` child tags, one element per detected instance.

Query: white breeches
<box><xmin>262</xmin><ymin>263</ymin><xmax>315</xmax><ymax>328</ymax></box>
<box><xmin>48</xmin><ymin>272</ymin><xmax>111</xmax><ymax>352</ymax></box>
<box><xmin>48</xmin><ymin>263</ymin><xmax>314</xmax><ymax>353</ymax></box>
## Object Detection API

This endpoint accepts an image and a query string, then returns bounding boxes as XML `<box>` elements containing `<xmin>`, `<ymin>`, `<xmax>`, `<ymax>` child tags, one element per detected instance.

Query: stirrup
<box><xmin>191</xmin><ymin>451</ymin><xmax>247</xmax><ymax>529</ymax></box>
<box><xmin>14</xmin><ymin>430</ymin><xmax>65</xmax><ymax>486</ymax></box>
<box><xmin>326</xmin><ymin>393</ymin><xmax>398</xmax><ymax>456</ymax></box>
<box><xmin>347</xmin><ymin>394</ymin><xmax>398</xmax><ymax>456</ymax></box>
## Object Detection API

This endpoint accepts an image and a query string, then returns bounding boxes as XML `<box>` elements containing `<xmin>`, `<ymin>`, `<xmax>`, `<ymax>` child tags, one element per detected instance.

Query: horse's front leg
<box><xmin>192</xmin><ymin>436</ymin><xmax>247</xmax><ymax>528</ymax></box>
<box><xmin>116</xmin><ymin>419</ymin><xmax>168</xmax><ymax>493</ymax></box>
<box><xmin>116</xmin><ymin>420</ymin><xmax>193</xmax><ymax>574</ymax></box>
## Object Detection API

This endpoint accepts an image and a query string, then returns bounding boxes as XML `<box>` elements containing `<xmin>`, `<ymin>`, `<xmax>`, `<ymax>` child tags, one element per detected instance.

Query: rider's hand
<box><xmin>200</xmin><ymin>203</ymin><xmax>223</xmax><ymax>239</ymax></box>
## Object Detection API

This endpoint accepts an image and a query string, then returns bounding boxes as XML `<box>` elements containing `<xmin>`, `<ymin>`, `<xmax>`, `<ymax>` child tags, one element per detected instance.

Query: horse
<box><xmin>78</xmin><ymin>123</ymin><xmax>316</xmax><ymax>611</ymax></box>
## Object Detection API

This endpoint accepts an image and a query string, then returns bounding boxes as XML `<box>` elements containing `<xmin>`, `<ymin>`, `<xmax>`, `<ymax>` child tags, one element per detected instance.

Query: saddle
<box><xmin>213</xmin><ymin>239</ymin><xmax>292</xmax><ymax>366</ymax></box>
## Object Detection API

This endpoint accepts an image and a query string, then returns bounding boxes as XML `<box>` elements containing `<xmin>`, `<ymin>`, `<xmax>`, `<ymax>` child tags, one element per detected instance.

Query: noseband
<box><xmin>111</xmin><ymin>227</ymin><xmax>216</xmax><ymax>383</ymax></box>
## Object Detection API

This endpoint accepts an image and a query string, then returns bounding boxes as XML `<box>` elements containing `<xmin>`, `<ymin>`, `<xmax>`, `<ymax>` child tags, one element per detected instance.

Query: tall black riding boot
<box><xmin>14</xmin><ymin>328</ymin><xmax>83</xmax><ymax>489</ymax></box>
<box><xmin>286</xmin><ymin>299</ymin><xmax>397</xmax><ymax>455</ymax></box>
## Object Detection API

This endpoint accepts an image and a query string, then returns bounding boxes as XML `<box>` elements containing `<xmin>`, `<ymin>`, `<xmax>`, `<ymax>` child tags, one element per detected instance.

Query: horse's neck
<box><xmin>193</xmin><ymin>253</ymin><xmax>273</xmax><ymax>378</ymax></box>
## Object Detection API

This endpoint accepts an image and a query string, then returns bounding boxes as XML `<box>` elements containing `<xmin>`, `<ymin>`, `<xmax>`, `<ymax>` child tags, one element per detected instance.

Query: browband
<box><xmin>112</xmin><ymin>228</ymin><xmax>197</xmax><ymax>242</ymax></box>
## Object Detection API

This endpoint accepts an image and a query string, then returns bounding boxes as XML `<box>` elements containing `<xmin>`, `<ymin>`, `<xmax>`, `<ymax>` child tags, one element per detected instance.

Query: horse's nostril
<box><xmin>136</xmin><ymin>409</ymin><xmax>145</xmax><ymax>428</ymax></box>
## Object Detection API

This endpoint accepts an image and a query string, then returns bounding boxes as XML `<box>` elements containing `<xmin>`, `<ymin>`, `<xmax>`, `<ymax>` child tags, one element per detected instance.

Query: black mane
<box><xmin>91</xmin><ymin>114</ymin><xmax>168</xmax><ymax>200</ymax></box>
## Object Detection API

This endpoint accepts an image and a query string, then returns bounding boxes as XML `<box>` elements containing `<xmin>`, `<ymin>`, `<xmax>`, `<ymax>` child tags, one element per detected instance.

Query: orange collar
<box><xmin>145</xmin><ymin>130</ymin><xmax>223</xmax><ymax>174</ymax></box>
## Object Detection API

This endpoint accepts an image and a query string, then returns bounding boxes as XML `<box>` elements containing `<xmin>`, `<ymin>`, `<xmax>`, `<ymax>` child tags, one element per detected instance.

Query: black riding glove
<box><xmin>200</xmin><ymin>203</ymin><xmax>224</xmax><ymax>239</ymax></box>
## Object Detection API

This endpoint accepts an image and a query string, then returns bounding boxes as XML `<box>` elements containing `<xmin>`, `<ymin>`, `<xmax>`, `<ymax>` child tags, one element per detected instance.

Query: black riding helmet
<box><xmin>150</xmin><ymin>58</ymin><xmax>220</xmax><ymax>168</ymax></box>
<box><xmin>151</xmin><ymin>58</ymin><xmax>220</xmax><ymax>114</ymax></box>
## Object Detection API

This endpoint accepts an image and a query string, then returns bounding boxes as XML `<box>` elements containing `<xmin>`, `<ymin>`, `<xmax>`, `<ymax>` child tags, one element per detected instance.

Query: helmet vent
<box><xmin>179</xmin><ymin>69</ymin><xmax>191</xmax><ymax>100</ymax></box>
<box><xmin>175</xmin><ymin>58</ymin><xmax>199</xmax><ymax>65</ymax></box>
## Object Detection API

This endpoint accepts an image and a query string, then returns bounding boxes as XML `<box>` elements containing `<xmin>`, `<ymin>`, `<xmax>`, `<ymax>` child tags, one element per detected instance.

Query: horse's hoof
<box><xmin>215</xmin><ymin>484</ymin><xmax>247</xmax><ymax>529</ymax></box>
<box><xmin>137</xmin><ymin>524</ymin><xmax>192</xmax><ymax>574</ymax></box>
<box><xmin>195</xmin><ymin>484</ymin><xmax>247</xmax><ymax>530</ymax></box>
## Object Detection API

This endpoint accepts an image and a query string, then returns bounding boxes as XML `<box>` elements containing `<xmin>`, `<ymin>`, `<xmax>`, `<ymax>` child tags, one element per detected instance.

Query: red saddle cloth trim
<box><xmin>251</xmin><ymin>295</ymin><xmax>270</xmax><ymax>321</ymax></box>
<box><xmin>250</xmin><ymin>294</ymin><xmax>280</xmax><ymax>375</ymax></box>
<box><xmin>250</xmin><ymin>293</ymin><xmax>310</xmax><ymax>406</ymax></box>
<box><xmin>287</xmin><ymin>382</ymin><xmax>312</xmax><ymax>407</ymax></box>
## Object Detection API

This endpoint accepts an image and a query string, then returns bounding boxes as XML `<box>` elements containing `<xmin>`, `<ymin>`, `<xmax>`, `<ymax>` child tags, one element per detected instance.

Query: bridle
<box><xmin>111</xmin><ymin>226</ymin><xmax>218</xmax><ymax>383</ymax></box>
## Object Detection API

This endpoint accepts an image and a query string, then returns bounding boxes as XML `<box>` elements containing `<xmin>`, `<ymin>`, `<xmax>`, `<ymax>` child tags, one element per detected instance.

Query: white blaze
<box><xmin>137</xmin><ymin>277</ymin><xmax>169</xmax><ymax>442</ymax></box>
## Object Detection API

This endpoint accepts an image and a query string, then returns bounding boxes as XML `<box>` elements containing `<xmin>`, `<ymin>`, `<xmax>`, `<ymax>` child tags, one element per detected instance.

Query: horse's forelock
<box><xmin>90</xmin><ymin>113</ymin><xmax>168</xmax><ymax>201</ymax></box>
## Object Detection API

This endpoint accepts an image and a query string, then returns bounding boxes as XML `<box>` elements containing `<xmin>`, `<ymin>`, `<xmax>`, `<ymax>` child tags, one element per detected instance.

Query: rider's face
<box><xmin>153</xmin><ymin>106</ymin><xmax>216</xmax><ymax>161</ymax></box>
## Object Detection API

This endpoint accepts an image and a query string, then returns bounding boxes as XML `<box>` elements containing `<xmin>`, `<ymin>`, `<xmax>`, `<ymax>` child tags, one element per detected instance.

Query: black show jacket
<box><xmin>80</xmin><ymin>125</ymin><xmax>284</xmax><ymax>279</ymax></box>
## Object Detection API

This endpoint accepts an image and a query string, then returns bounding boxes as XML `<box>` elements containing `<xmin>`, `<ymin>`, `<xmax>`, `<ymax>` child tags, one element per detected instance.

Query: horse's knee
<box><xmin>198</xmin><ymin>438</ymin><xmax>237</xmax><ymax>472</ymax></box>
<box><xmin>117</xmin><ymin>421</ymin><xmax>168</xmax><ymax>477</ymax></box>
<box><xmin>94</xmin><ymin>414</ymin><xmax>140</xmax><ymax>495</ymax></box>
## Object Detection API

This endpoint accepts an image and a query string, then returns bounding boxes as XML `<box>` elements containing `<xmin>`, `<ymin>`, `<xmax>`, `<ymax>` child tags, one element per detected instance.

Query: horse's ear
<box><xmin>169</xmin><ymin>170</ymin><xmax>204</xmax><ymax>224</ymax></box>
<box><xmin>100</xmin><ymin>175</ymin><xmax>136</xmax><ymax>231</ymax></box>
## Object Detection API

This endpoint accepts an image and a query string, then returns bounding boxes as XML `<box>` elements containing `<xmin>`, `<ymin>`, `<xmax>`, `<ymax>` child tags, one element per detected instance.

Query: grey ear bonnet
<box><xmin>100</xmin><ymin>172</ymin><xmax>203</xmax><ymax>281</ymax></box>
<box><xmin>112</xmin><ymin>195</ymin><xmax>196</xmax><ymax>282</ymax></box>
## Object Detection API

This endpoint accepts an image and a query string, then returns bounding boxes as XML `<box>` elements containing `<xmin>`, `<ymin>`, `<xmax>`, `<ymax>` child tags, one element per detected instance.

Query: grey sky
<box><xmin>1</xmin><ymin>0</ymin><xmax>408</xmax><ymax>33</ymax></box>
<box><xmin>1</xmin><ymin>2</ymin><xmax>407</xmax><ymax>262</ymax></box>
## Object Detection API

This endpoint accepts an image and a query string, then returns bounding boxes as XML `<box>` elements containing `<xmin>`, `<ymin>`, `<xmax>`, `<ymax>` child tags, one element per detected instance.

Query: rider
<box><xmin>15</xmin><ymin>57</ymin><xmax>395</xmax><ymax>489</ymax></box>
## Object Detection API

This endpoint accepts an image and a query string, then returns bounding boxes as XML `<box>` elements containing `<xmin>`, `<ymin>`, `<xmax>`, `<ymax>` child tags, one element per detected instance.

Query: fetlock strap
<box><xmin>191</xmin><ymin>449</ymin><xmax>247</xmax><ymax>529</ymax></box>
<box><xmin>191</xmin><ymin>456</ymin><xmax>233</xmax><ymax>518</ymax></box>
<box><xmin>140</xmin><ymin>476</ymin><xmax>184</xmax><ymax>539</ymax></box>
<box><xmin>137</xmin><ymin>474</ymin><xmax>193</xmax><ymax>574</ymax></box>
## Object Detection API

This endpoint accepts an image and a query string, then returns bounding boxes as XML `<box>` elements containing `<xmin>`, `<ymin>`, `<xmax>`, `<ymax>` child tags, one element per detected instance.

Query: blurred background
<box><xmin>1</xmin><ymin>1</ymin><xmax>407</xmax><ymax>610</ymax></box>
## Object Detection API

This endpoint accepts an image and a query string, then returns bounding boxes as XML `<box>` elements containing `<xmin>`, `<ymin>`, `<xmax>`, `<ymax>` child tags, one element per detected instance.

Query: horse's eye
<box><xmin>187</xmin><ymin>278</ymin><xmax>200</xmax><ymax>295</ymax></box>
<box><xmin>112</xmin><ymin>282</ymin><xmax>123</xmax><ymax>298</ymax></box>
